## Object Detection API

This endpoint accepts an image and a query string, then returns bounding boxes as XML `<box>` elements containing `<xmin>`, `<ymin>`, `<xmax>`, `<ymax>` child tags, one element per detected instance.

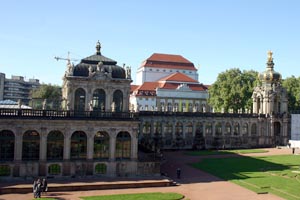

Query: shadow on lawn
<box><xmin>160</xmin><ymin>150</ymin><xmax>292</xmax><ymax>184</ymax></box>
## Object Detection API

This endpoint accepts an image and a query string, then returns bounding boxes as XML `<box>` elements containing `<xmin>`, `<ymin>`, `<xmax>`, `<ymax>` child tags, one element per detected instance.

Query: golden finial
<box><xmin>267</xmin><ymin>50</ymin><xmax>273</xmax><ymax>62</ymax></box>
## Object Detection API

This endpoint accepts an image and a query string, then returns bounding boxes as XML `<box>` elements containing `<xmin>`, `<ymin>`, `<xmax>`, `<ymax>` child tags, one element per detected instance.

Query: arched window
<box><xmin>116</xmin><ymin>132</ymin><xmax>131</xmax><ymax>159</ymax></box>
<box><xmin>251</xmin><ymin>123</ymin><xmax>257</xmax><ymax>135</ymax></box>
<box><xmin>94</xmin><ymin>131</ymin><xmax>109</xmax><ymax>159</ymax></box>
<box><xmin>186</xmin><ymin>122</ymin><xmax>193</xmax><ymax>138</ymax></box>
<box><xmin>113</xmin><ymin>90</ymin><xmax>123</xmax><ymax>112</ymax></box>
<box><xmin>175</xmin><ymin>122</ymin><xmax>183</xmax><ymax>138</ymax></box>
<box><xmin>205</xmin><ymin>123</ymin><xmax>212</xmax><ymax>135</ymax></box>
<box><xmin>215</xmin><ymin>122</ymin><xmax>222</xmax><ymax>136</ymax></box>
<box><xmin>142</xmin><ymin>122</ymin><xmax>151</xmax><ymax>135</ymax></box>
<box><xmin>195</xmin><ymin>122</ymin><xmax>203</xmax><ymax>137</ymax></box>
<box><xmin>71</xmin><ymin>131</ymin><xmax>87</xmax><ymax>159</ymax></box>
<box><xmin>234</xmin><ymin>123</ymin><xmax>240</xmax><ymax>136</ymax></box>
<box><xmin>0</xmin><ymin>130</ymin><xmax>14</xmax><ymax>161</ymax></box>
<box><xmin>167</xmin><ymin>103</ymin><xmax>172</xmax><ymax>111</ymax></box>
<box><xmin>164</xmin><ymin>122</ymin><xmax>173</xmax><ymax>138</ymax></box>
<box><xmin>47</xmin><ymin>131</ymin><xmax>64</xmax><ymax>160</ymax></box>
<box><xmin>154</xmin><ymin>122</ymin><xmax>162</xmax><ymax>135</ymax></box>
<box><xmin>93</xmin><ymin>89</ymin><xmax>106</xmax><ymax>111</ymax></box>
<box><xmin>225</xmin><ymin>122</ymin><xmax>231</xmax><ymax>135</ymax></box>
<box><xmin>74</xmin><ymin>88</ymin><xmax>86</xmax><ymax>111</ymax></box>
<box><xmin>243</xmin><ymin>123</ymin><xmax>248</xmax><ymax>136</ymax></box>
<box><xmin>22</xmin><ymin>130</ymin><xmax>40</xmax><ymax>160</ymax></box>
<box><xmin>188</xmin><ymin>103</ymin><xmax>193</xmax><ymax>112</ymax></box>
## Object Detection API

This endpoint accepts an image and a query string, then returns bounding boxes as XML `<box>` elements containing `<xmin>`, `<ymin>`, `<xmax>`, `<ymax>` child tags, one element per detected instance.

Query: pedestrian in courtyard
<box><xmin>177</xmin><ymin>168</ymin><xmax>181</xmax><ymax>179</ymax></box>
<box><xmin>42</xmin><ymin>178</ymin><xmax>48</xmax><ymax>194</ymax></box>
<box><xmin>32</xmin><ymin>179</ymin><xmax>37</xmax><ymax>198</ymax></box>
<box><xmin>292</xmin><ymin>147</ymin><xmax>295</xmax><ymax>154</ymax></box>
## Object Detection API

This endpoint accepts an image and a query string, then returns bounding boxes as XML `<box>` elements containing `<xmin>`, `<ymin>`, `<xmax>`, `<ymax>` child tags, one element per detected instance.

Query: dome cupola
<box><xmin>259</xmin><ymin>51</ymin><xmax>281</xmax><ymax>84</ymax></box>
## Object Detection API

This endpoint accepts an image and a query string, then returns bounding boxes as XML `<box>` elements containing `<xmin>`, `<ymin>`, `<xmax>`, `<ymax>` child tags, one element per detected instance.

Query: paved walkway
<box><xmin>0</xmin><ymin>148</ymin><xmax>293</xmax><ymax>200</ymax></box>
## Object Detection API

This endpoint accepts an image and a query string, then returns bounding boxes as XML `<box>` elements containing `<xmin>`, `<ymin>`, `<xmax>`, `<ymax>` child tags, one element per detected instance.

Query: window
<box><xmin>0</xmin><ymin>130</ymin><xmax>14</xmax><ymax>161</ymax></box>
<box><xmin>71</xmin><ymin>131</ymin><xmax>87</xmax><ymax>160</ymax></box>
<box><xmin>113</xmin><ymin>90</ymin><xmax>123</xmax><ymax>112</ymax></box>
<box><xmin>48</xmin><ymin>164</ymin><xmax>61</xmax><ymax>175</ymax></box>
<box><xmin>22</xmin><ymin>130</ymin><xmax>40</xmax><ymax>160</ymax></box>
<box><xmin>0</xmin><ymin>165</ymin><xmax>10</xmax><ymax>176</ymax></box>
<box><xmin>93</xmin><ymin>89</ymin><xmax>106</xmax><ymax>111</ymax></box>
<box><xmin>116</xmin><ymin>132</ymin><xmax>131</xmax><ymax>159</ymax></box>
<box><xmin>74</xmin><ymin>88</ymin><xmax>86</xmax><ymax>111</ymax></box>
<box><xmin>149</xmin><ymin>69</ymin><xmax>152</xmax><ymax>71</ymax></box>
<box><xmin>94</xmin><ymin>131</ymin><xmax>109</xmax><ymax>159</ymax></box>
<box><xmin>47</xmin><ymin>131</ymin><xmax>64</xmax><ymax>160</ymax></box>
<box><xmin>95</xmin><ymin>163</ymin><xmax>107</xmax><ymax>174</ymax></box>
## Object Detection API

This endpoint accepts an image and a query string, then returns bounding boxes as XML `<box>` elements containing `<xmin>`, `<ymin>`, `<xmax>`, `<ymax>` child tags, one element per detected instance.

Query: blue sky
<box><xmin>0</xmin><ymin>0</ymin><xmax>299</xmax><ymax>85</ymax></box>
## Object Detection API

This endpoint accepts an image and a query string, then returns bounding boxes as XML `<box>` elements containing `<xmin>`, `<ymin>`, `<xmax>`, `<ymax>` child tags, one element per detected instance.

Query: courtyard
<box><xmin>0</xmin><ymin>148</ymin><xmax>294</xmax><ymax>200</ymax></box>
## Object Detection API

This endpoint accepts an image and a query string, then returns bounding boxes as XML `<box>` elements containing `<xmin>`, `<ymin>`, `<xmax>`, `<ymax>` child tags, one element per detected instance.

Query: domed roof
<box><xmin>259</xmin><ymin>51</ymin><xmax>281</xmax><ymax>83</ymax></box>
<box><xmin>73</xmin><ymin>41</ymin><xmax>126</xmax><ymax>79</ymax></box>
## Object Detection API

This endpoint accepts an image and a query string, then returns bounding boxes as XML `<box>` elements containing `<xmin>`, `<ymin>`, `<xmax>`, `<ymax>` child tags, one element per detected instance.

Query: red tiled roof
<box><xmin>158</xmin><ymin>72</ymin><xmax>198</xmax><ymax>83</ymax></box>
<box><xmin>130</xmin><ymin>85</ymin><xmax>139</xmax><ymax>93</ymax></box>
<box><xmin>159</xmin><ymin>83</ymin><xmax>207</xmax><ymax>91</ymax></box>
<box><xmin>131</xmin><ymin>82</ymin><xmax>160</xmax><ymax>96</ymax></box>
<box><xmin>140</xmin><ymin>53</ymin><xmax>197</xmax><ymax>71</ymax></box>
<box><xmin>147</xmin><ymin>53</ymin><xmax>192</xmax><ymax>63</ymax></box>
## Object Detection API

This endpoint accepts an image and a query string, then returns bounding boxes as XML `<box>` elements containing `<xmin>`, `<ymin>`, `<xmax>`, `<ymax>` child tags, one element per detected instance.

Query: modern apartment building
<box><xmin>0</xmin><ymin>73</ymin><xmax>40</xmax><ymax>105</ymax></box>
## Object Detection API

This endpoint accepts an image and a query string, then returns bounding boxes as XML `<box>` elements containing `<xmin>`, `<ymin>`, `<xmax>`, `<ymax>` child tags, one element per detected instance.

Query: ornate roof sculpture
<box><xmin>72</xmin><ymin>41</ymin><xmax>127</xmax><ymax>79</ymax></box>
<box><xmin>259</xmin><ymin>51</ymin><xmax>282</xmax><ymax>84</ymax></box>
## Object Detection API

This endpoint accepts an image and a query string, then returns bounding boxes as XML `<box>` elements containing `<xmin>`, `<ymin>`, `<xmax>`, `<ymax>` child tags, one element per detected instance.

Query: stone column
<box><xmin>150</xmin><ymin>120</ymin><xmax>154</xmax><ymax>137</ymax></box>
<box><xmin>14</xmin><ymin>127</ymin><xmax>23</xmax><ymax>161</ymax></box>
<box><xmin>221</xmin><ymin>122</ymin><xmax>225</xmax><ymax>137</ymax></box>
<box><xmin>106</xmin><ymin>90</ymin><xmax>112</xmax><ymax>112</ymax></box>
<box><xmin>202</xmin><ymin>122</ymin><xmax>206</xmax><ymax>137</ymax></box>
<box><xmin>40</xmin><ymin>128</ymin><xmax>47</xmax><ymax>161</ymax></box>
<box><xmin>161</xmin><ymin>121</ymin><xmax>165</xmax><ymax>138</ymax></box>
<box><xmin>182</xmin><ymin>122</ymin><xmax>186</xmax><ymax>139</ymax></box>
<box><xmin>109</xmin><ymin>129</ymin><xmax>116</xmax><ymax>161</ymax></box>
<box><xmin>64</xmin><ymin>130</ymin><xmax>72</xmax><ymax>160</ymax></box>
<box><xmin>87</xmin><ymin>134</ymin><xmax>94</xmax><ymax>160</ymax></box>
<box><xmin>131</xmin><ymin>129</ymin><xmax>138</xmax><ymax>160</ymax></box>
<box><xmin>192</xmin><ymin>121</ymin><xmax>196</xmax><ymax>137</ymax></box>
<box><xmin>212</xmin><ymin>122</ymin><xmax>216</xmax><ymax>137</ymax></box>
<box><xmin>172</xmin><ymin>120</ymin><xmax>176</xmax><ymax>139</ymax></box>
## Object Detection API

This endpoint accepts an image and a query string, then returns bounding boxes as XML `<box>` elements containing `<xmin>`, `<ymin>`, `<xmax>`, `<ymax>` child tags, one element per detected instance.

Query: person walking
<box><xmin>35</xmin><ymin>178</ymin><xmax>42</xmax><ymax>198</ymax></box>
<box><xmin>33</xmin><ymin>179</ymin><xmax>37</xmax><ymax>198</ymax></box>
<box><xmin>42</xmin><ymin>178</ymin><xmax>48</xmax><ymax>194</ymax></box>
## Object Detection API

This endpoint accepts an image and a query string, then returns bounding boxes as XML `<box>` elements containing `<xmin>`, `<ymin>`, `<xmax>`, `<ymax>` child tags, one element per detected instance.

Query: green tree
<box><xmin>30</xmin><ymin>84</ymin><xmax>62</xmax><ymax>109</ymax></box>
<box><xmin>282</xmin><ymin>76</ymin><xmax>300</xmax><ymax>111</ymax></box>
<box><xmin>208</xmin><ymin>68</ymin><xmax>259</xmax><ymax>113</ymax></box>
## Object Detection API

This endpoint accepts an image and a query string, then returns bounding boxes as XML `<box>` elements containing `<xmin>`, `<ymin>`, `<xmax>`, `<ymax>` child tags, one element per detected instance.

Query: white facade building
<box><xmin>131</xmin><ymin>53</ymin><xmax>209</xmax><ymax>112</ymax></box>
<box><xmin>136</xmin><ymin>53</ymin><xmax>198</xmax><ymax>85</ymax></box>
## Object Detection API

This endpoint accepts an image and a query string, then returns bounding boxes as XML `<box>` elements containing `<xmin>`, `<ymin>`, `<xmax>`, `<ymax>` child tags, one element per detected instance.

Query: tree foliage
<box><xmin>30</xmin><ymin>84</ymin><xmax>62</xmax><ymax>100</ymax></box>
<box><xmin>282</xmin><ymin>76</ymin><xmax>300</xmax><ymax>111</ymax></box>
<box><xmin>30</xmin><ymin>84</ymin><xmax>62</xmax><ymax>109</ymax></box>
<box><xmin>208</xmin><ymin>68</ymin><xmax>259</xmax><ymax>113</ymax></box>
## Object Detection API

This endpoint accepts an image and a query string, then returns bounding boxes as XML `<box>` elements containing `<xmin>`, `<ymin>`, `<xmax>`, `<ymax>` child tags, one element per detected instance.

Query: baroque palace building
<box><xmin>0</xmin><ymin>42</ymin><xmax>290</xmax><ymax>179</ymax></box>
<box><xmin>137</xmin><ymin>51</ymin><xmax>289</xmax><ymax>151</ymax></box>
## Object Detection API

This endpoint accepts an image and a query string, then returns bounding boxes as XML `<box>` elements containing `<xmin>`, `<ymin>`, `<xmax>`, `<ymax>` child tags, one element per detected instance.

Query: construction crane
<box><xmin>54</xmin><ymin>52</ymin><xmax>78</xmax><ymax>64</ymax></box>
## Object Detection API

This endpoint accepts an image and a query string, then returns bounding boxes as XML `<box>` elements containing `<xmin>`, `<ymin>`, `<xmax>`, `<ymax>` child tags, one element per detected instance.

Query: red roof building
<box><xmin>136</xmin><ymin>53</ymin><xmax>199</xmax><ymax>85</ymax></box>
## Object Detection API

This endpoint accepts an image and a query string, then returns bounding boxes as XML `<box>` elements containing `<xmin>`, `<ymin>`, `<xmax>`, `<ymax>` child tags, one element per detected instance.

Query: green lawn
<box><xmin>80</xmin><ymin>192</ymin><xmax>184</xmax><ymax>200</ymax></box>
<box><xmin>186</xmin><ymin>149</ymin><xmax>268</xmax><ymax>156</ymax></box>
<box><xmin>32</xmin><ymin>198</ymin><xmax>56</xmax><ymax>200</ymax></box>
<box><xmin>192</xmin><ymin>155</ymin><xmax>300</xmax><ymax>200</ymax></box>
